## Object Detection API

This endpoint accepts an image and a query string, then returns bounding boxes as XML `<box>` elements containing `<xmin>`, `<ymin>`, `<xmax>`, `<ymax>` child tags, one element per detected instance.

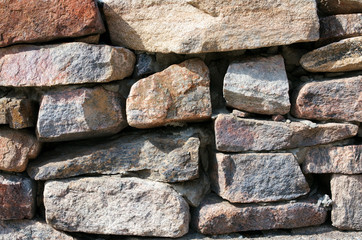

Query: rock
<box><xmin>102</xmin><ymin>0</ymin><xmax>319</xmax><ymax>54</ymax></box>
<box><xmin>320</xmin><ymin>14</ymin><xmax>362</xmax><ymax>41</ymax></box>
<box><xmin>44</xmin><ymin>176</ymin><xmax>190</xmax><ymax>237</ymax></box>
<box><xmin>232</xmin><ymin>109</ymin><xmax>253</xmax><ymax>118</ymax></box>
<box><xmin>300</xmin><ymin>36</ymin><xmax>362</xmax><ymax>72</ymax></box>
<box><xmin>74</xmin><ymin>34</ymin><xmax>101</xmax><ymax>44</ymax></box>
<box><xmin>214</xmin><ymin>114</ymin><xmax>358</xmax><ymax>152</ymax></box>
<box><xmin>317</xmin><ymin>0</ymin><xmax>362</xmax><ymax>14</ymax></box>
<box><xmin>0</xmin><ymin>98</ymin><xmax>37</xmax><ymax>129</ymax></box>
<box><xmin>0</xmin><ymin>43</ymin><xmax>135</xmax><ymax>87</ymax></box>
<box><xmin>127</xmin><ymin>59</ymin><xmax>211</xmax><ymax>128</ymax></box>
<box><xmin>292</xmin><ymin>76</ymin><xmax>362</xmax><ymax>122</ymax></box>
<box><xmin>0</xmin><ymin>173</ymin><xmax>36</xmax><ymax>220</ymax></box>
<box><xmin>192</xmin><ymin>194</ymin><xmax>327</xmax><ymax>235</ymax></box>
<box><xmin>331</xmin><ymin>174</ymin><xmax>362</xmax><ymax>230</ymax></box>
<box><xmin>0</xmin><ymin>127</ymin><xmax>41</xmax><ymax>172</ymax></box>
<box><xmin>303</xmin><ymin>145</ymin><xmax>361</xmax><ymax>174</ymax></box>
<box><xmin>133</xmin><ymin>53</ymin><xmax>160</xmax><ymax>78</ymax></box>
<box><xmin>36</xmin><ymin>86</ymin><xmax>127</xmax><ymax>142</ymax></box>
<box><xmin>28</xmin><ymin>127</ymin><xmax>205</xmax><ymax>182</ymax></box>
<box><xmin>0</xmin><ymin>219</ymin><xmax>75</xmax><ymax>240</ymax></box>
<box><xmin>223</xmin><ymin>55</ymin><xmax>290</xmax><ymax>115</ymax></box>
<box><xmin>210</xmin><ymin>153</ymin><xmax>309</xmax><ymax>203</ymax></box>
<box><xmin>272</xmin><ymin>115</ymin><xmax>286</xmax><ymax>122</ymax></box>
<box><xmin>0</xmin><ymin>0</ymin><xmax>105</xmax><ymax>47</ymax></box>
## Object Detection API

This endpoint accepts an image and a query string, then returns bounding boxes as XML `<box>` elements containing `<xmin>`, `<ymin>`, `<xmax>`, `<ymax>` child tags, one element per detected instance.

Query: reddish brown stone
<box><xmin>272</xmin><ymin>115</ymin><xmax>286</xmax><ymax>122</ymax></box>
<box><xmin>0</xmin><ymin>98</ymin><xmax>37</xmax><ymax>129</ymax></box>
<box><xmin>292</xmin><ymin>76</ymin><xmax>362</xmax><ymax>122</ymax></box>
<box><xmin>320</xmin><ymin>14</ymin><xmax>362</xmax><ymax>41</ymax></box>
<box><xmin>0</xmin><ymin>0</ymin><xmax>105</xmax><ymax>47</ymax></box>
<box><xmin>192</xmin><ymin>194</ymin><xmax>327</xmax><ymax>235</ymax></box>
<box><xmin>0</xmin><ymin>173</ymin><xmax>36</xmax><ymax>220</ymax></box>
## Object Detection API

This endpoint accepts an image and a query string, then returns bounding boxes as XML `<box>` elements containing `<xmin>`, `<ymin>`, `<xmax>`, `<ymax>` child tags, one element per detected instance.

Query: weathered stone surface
<box><xmin>127</xmin><ymin>59</ymin><xmax>211</xmax><ymax>128</ymax></box>
<box><xmin>0</xmin><ymin>173</ymin><xmax>35</xmax><ymax>220</ymax></box>
<box><xmin>192</xmin><ymin>194</ymin><xmax>327</xmax><ymax>235</ymax></box>
<box><xmin>37</xmin><ymin>86</ymin><xmax>127</xmax><ymax>142</ymax></box>
<box><xmin>102</xmin><ymin>0</ymin><xmax>319</xmax><ymax>54</ymax></box>
<box><xmin>0</xmin><ymin>43</ymin><xmax>135</xmax><ymax>87</ymax></box>
<box><xmin>303</xmin><ymin>145</ymin><xmax>361</xmax><ymax>174</ymax></box>
<box><xmin>223</xmin><ymin>55</ymin><xmax>290</xmax><ymax>115</ymax></box>
<box><xmin>28</xmin><ymin>127</ymin><xmax>205</xmax><ymax>182</ymax></box>
<box><xmin>300</xmin><ymin>37</ymin><xmax>362</xmax><ymax>72</ymax></box>
<box><xmin>331</xmin><ymin>174</ymin><xmax>362</xmax><ymax>230</ymax></box>
<box><xmin>292</xmin><ymin>76</ymin><xmax>362</xmax><ymax>122</ymax></box>
<box><xmin>210</xmin><ymin>153</ymin><xmax>309</xmax><ymax>203</ymax></box>
<box><xmin>44</xmin><ymin>176</ymin><xmax>190</xmax><ymax>237</ymax></box>
<box><xmin>133</xmin><ymin>53</ymin><xmax>160</xmax><ymax>78</ymax></box>
<box><xmin>0</xmin><ymin>219</ymin><xmax>75</xmax><ymax>240</ymax></box>
<box><xmin>0</xmin><ymin>0</ymin><xmax>105</xmax><ymax>47</ymax></box>
<box><xmin>320</xmin><ymin>14</ymin><xmax>362</xmax><ymax>41</ymax></box>
<box><xmin>0</xmin><ymin>98</ymin><xmax>37</xmax><ymax>129</ymax></box>
<box><xmin>0</xmin><ymin>127</ymin><xmax>41</xmax><ymax>172</ymax></box>
<box><xmin>317</xmin><ymin>0</ymin><xmax>362</xmax><ymax>14</ymax></box>
<box><xmin>215</xmin><ymin>114</ymin><xmax>358</xmax><ymax>152</ymax></box>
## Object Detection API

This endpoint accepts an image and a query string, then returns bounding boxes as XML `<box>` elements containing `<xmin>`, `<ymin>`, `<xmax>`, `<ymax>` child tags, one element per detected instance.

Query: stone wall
<box><xmin>0</xmin><ymin>0</ymin><xmax>361</xmax><ymax>239</ymax></box>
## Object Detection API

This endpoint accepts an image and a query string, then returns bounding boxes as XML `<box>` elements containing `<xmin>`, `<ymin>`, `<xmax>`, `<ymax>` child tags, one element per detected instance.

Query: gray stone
<box><xmin>320</xmin><ymin>14</ymin><xmax>362</xmax><ymax>41</ymax></box>
<box><xmin>133</xmin><ymin>53</ymin><xmax>160</xmax><ymax>78</ymax></box>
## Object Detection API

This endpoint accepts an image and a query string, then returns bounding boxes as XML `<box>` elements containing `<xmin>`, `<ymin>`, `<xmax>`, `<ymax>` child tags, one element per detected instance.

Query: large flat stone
<box><xmin>300</xmin><ymin>36</ymin><xmax>362</xmax><ymax>72</ymax></box>
<box><xmin>303</xmin><ymin>145</ymin><xmax>361</xmax><ymax>174</ymax></box>
<box><xmin>0</xmin><ymin>0</ymin><xmax>105</xmax><ymax>47</ymax></box>
<box><xmin>44</xmin><ymin>176</ymin><xmax>190</xmax><ymax>237</ymax></box>
<box><xmin>192</xmin><ymin>194</ymin><xmax>327</xmax><ymax>235</ymax></box>
<box><xmin>331</xmin><ymin>174</ymin><xmax>362</xmax><ymax>230</ymax></box>
<box><xmin>215</xmin><ymin>114</ymin><xmax>358</xmax><ymax>152</ymax></box>
<box><xmin>0</xmin><ymin>127</ymin><xmax>41</xmax><ymax>172</ymax></box>
<box><xmin>223</xmin><ymin>55</ymin><xmax>290</xmax><ymax>115</ymax></box>
<box><xmin>210</xmin><ymin>153</ymin><xmax>309</xmax><ymax>203</ymax></box>
<box><xmin>28</xmin><ymin>127</ymin><xmax>205</xmax><ymax>183</ymax></box>
<box><xmin>320</xmin><ymin>14</ymin><xmax>362</xmax><ymax>41</ymax></box>
<box><xmin>127</xmin><ymin>59</ymin><xmax>211</xmax><ymax>128</ymax></box>
<box><xmin>0</xmin><ymin>43</ymin><xmax>135</xmax><ymax>87</ymax></box>
<box><xmin>292</xmin><ymin>76</ymin><xmax>362</xmax><ymax>122</ymax></box>
<box><xmin>102</xmin><ymin>0</ymin><xmax>319</xmax><ymax>54</ymax></box>
<box><xmin>37</xmin><ymin>86</ymin><xmax>127</xmax><ymax>142</ymax></box>
<box><xmin>0</xmin><ymin>98</ymin><xmax>37</xmax><ymax>129</ymax></box>
<box><xmin>317</xmin><ymin>0</ymin><xmax>362</xmax><ymax>14</ymax></box>
<box><xmin>0</xmin><ymin>173</ymin><xmax>36</xmax><ymax>220</ymax></box>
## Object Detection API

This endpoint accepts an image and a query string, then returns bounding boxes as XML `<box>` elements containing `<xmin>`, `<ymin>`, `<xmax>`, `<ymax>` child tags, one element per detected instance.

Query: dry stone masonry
<box><xmin>0</xmin><ymin>0</ymin><xmax>361</xmax><ymax>239</ymax></box>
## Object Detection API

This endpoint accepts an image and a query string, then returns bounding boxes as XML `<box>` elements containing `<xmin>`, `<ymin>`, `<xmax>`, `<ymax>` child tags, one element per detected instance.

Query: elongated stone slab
<box><xmin>0</xmin><ymin>98</ymin><xmax>37</xmax><ymax>129</ymax></box>
<box><xmin>0</xmin><ymin>173</ymin><xmax>35</xmax><ymax>220</ymax></box>
<box><xmin>28</xmin><ymin>128</ymin><xmax>204</xmax><ymax>182</ymax></box>
<box><xmin>127</xmin><ymin>59</ymin><xmax>211</xmax><ymax>128</ymax></box>
<box><xmin>37</xmin><ymin>86</ymin><xmax>127</xmax><ymax>142</ymax></box>
<box><xmin>303</xmin><ymin>145</ymin><xmax>361</xmax><ymax>174</ymax></box>
<box><xmin>317</xmin><ymin>0</ymin><xmax>362</xmax><ymax>14</ymax></box>
<box><xmin>331</xmin><ymin>174</ymin><xmax>362</xmax><ymax>230</ymax></box>
<box><xmin>292</xmin><ymin>76</ymin><xmax>362</xmax><ymax>122</ymax></box>
<box><xmin>215</xmin><ymin>114</ymin><xmax>358</xmax><ymax>152</ymax></box>
<box><xmin>192</xmin><ymin>194</ymin><xmax>327</xmax><ymax>235</ymax></box>
<box><xmin>210</xmin><ymin>153</ymin><xmax>309</xmax><ymax>203</ymax></box>
<box><xmin>300</xmin><ymin>36</ymin><xmax>362</xmax><ymax>72</ymax></box>
<box><xmin>0</xmin><ymin>43</ymin><xmax>135</xmax><ymax>87</ymax></box>
<box><xmin>102</xmin><ymin>0</ymin><xmax>319</xmax><ymax>54</ymax></box>
<box><xmin>223</xmin><ymin>55</ymin><xmax>290</xmax><ymax>115</ymax></box>
<box><xmin>44</xmin><ymin>176</ymin><xmax>190</xmax><ymax>237</ymax></box>
<box><xmin>320</xmin><ymin>14</ymin><xmax>362</xmax><ymax>41</ymax></box>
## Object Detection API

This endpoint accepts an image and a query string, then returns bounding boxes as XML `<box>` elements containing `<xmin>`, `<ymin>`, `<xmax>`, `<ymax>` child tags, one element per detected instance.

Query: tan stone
<box><xmin>0</xmin><ymin>98</ymin><xmax>37</xmax><ymax>129</ymax></box>
<box><xmin>317</xmin><ymin>0</ymin><xmax>362</xmax><ymax>14</ymax></box>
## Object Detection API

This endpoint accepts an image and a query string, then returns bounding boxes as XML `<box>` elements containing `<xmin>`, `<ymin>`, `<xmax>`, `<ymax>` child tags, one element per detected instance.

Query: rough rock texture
<box><xmin>331</xmin><ymin>174</ymin><xmax>362</xmax><ymax>230</ymax></box>
<box><xmin>223</xmin><ymin>55</ymin><xmax>290</xmax><ymax>115</ymax></box>
<box><xmin>0</xmin><ymin>219</ymin><xmax>75</xmax><ymax>240</ymax></box>
<box><xmin>210</xmin><ymin>153</ymin><xmax>309</xmax><ymax>203</ymax></box>
<box><xmin>0</xmin><ymin>43</ymin><xmax>135</xmax><ymax>87</ymax></box>
<box><xmin>37</xmin><ymin>86</ymin><xmax>127</xmax><ymax>142</ymax></box>
<box><xmin>300</xmin><ymin>37</ymin><xmax>362</xmax><ymax>72</ymax></box>
<box><xmin>0</xmin><ymin>127</ymin><xmax>41</xmax><ymax>172</ymax></box>
<box><xmin>0</xmin><ymin>0</ymin><xmax>105</xmax><ymax>47</ymax></box>
<box><xmin>292</xmin><ymin>76</ymin><xmax>362</xmax><ymax>122</ymax></box>
<box><xmin>303</xmin><ymin>145</ymin><xmax>361</xmax><ymax>174</ymax></box>
<box><xmin>214</xmin><ymin>114</ymin><xmax>358</xmax><ymax>152</ymax></box>
<box><xmin>0</xmin><ymin>173</ymin><xmax>35</xmax><ymax>220</ymax></box>
<box><xmin>102</xmin><ymin>0</ymin><xmax>319</xmax><ymax>54</ymax></box>
<box><xmin>28</xmin><ymin>128</ymin><xmax>205</xmax><ymax>183</ymax></box>
<box><xmin>44</xmin><ymin>176</ymin><xmax>190</xmax><ymax>237</ymax></box>
<box><xmin>192</xmin><ymin>194</ymin><xmax>327</xmax><ymax>235</ymax></box>
<box><xmin>320</xmin><ymin>14</ymin><xmax>362</xmax><ymax>41</ymax></box>
<box><xmin>0</xmin><ymin>98</ymin><xmax>37</xmax><ymax>129</ymax></box>
<box><xmin>127</xmin><ymin>59</ymin><xmax>211</xmax><ymax>128</ymax></box>
<box><xmin>317</xmin><ymin>0</ymin><xmax>362</xmax><ymax>14</ymax></box>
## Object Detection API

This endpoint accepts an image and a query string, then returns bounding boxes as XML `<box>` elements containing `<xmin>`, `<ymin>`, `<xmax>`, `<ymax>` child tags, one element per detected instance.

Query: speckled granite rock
<box><xmin>317</xmin><ymin>0</ymin><xmax>362</xmax><ymax>14</ymax></box>
<box><xmin>0</xmin><ymin>98</ymin><xmax>37</xmax><ymax>129</ymax></box>
<box><xmin>320</xmin><ymin>14</ymin><xmax>362</xmax><ymax>41</ymax></box>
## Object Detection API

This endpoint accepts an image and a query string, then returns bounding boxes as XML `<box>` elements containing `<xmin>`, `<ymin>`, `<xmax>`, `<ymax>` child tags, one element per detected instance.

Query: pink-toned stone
<box><xmin>127</xmin><ymin>59</ymin><xmax>211</xmax><ymax>128</ymax></box>
<box><xmin>0</xmin><ymin>98</ymin><xmax>37</xmax><ymax>129</ymax></box>
<box><xmin>0</xmin><ymin>0</ymin><xmax>105</xmax><ymax>47</ymax></box>
<box><xmin>320</xmin><ymin>14</ymin><xmax>362</xmax><ymax>41</ymax></box>
<box><xmin>292</xmin><ymin>76</ymin><xmax>362</xmax><ymax>122</ymax></box>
